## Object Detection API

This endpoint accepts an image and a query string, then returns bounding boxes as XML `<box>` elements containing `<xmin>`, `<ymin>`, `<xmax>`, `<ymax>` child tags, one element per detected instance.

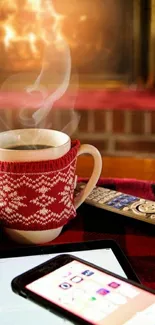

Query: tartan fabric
<box><xmin>1</xmin><ymin>177</ymin><xmax>155</xmax><ymax>290</ymax></box>
<box><xmin>50</xmin><ymin>177</ymin><xmax>155</xmax><ymax>291</ymax></box>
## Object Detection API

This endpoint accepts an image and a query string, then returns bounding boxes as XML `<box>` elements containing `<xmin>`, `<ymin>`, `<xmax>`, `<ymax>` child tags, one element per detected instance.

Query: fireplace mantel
<box><xmin>0</xmin><ymin>89</ymin><xmax>155</xmax><ymax>111</ymax></box>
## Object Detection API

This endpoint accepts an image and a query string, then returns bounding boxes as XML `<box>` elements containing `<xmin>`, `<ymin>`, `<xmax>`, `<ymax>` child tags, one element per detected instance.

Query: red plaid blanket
<box><xmin>52</xmin><ymin>178</ymin><xmax>155</xmax><ymax>290</ymax></box>
<box><xmin>1</xmin><ymin>178</ymin><xmax>155</xmax><ymax>290</ymax></box>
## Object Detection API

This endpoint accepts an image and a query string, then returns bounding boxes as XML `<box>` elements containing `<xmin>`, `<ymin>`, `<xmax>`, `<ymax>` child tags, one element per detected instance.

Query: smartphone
<box><xmin>11</xmin><ymin>254</ymin><xmax>155</xmax><ymax>325</ymax></box>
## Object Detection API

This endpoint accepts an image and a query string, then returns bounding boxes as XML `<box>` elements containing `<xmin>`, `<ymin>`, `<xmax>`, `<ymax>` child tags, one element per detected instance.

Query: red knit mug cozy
<box><xmin>0</xmin><ymin>140</ymin><xmax>80</xmax><ymax>231</ymax></box>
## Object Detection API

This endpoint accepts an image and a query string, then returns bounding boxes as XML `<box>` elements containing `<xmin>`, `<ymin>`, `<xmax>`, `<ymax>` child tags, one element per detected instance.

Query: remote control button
<box><xmin>98</xmin><ymin>198</ymin><xmax>110</xmax><ymax>204</ymax></box>
<box><xmin>124</xmin><ymin>197</ymin><xmax>130</xmax><ymax>202</ymax></box>
<box><xmin>92</xmin><ymin>197</ymin><xmax>101</xmax><ymax>202</ymax></box>
<box><xmin>130</xmin><ymin>200</ymin><xmax>145</xmax><ymax>209</ymax></box>
<box><xmin>96</xmin><ymin>191</ymin><xmax>107</xmax><ymax>197</ymax></box>
<box><xmin>138</xmin><ymin>202</ymin><xmax>155</xmax><ymax>214</ymax></box>
<box><xmin>109</xmin><ymin>191</ymin><xmax>116</xmax><ymax>195</ymax></box>
<box><xmin>123</xmin><ymin>204</ymin><xmax>147</xmax><ymax>217</ymax></box>
<box><xmin>123</xmin><ymin>207</ymin><xmax>129</xmax><ymax>212</ymax></box>
<box><xmin>90</xmin><ymin>191</ymin><xmax>99</xmax><ymax>197</ymax></box>
<box><xmin>89</xmin><ymin>193</ymin><xmax>110</xmax><ymax>201</ymax></box>
<box><xmin>107</xmin><ymin>201</ymin><xmax>123</xmax><ymax>209</ymax></box>
<box><xmin>102</xmin><ymin>188</ymin><xmax>111</xmax><ymax>193</ymax></box>
<box><xmin>110</xmin><ymin>193</ymin><xmax>122</xmax><ymax>201</ymax></box>
<box><xmin>106</xmin><ymin>195</ymin><xmax>113</xmax><ymax>200</ymax></box>
<box><xmin>104</xmin><ymin>193</ymin><xmax>119</xmax><ymax>201</ymax></box>
<box><xmin>88</xmin><ymin>194</ymin><xmax>96</xmax><ymax>200</ymax></box>
<box><xmin>117</xmin><ymin>194</ymin><xmax>126</xmax><ymax>199</ymax></box>
<box><xmin>132</xmin><ymin>209</ymin><xmax>146</xmax><ymax>217</ymax></box>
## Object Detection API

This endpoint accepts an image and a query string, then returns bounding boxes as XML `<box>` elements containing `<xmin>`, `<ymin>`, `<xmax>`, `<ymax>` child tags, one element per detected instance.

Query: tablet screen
<box><xmin>0</xmin><ymin>248</ymin><xmax>129</xmax><ymax>325</ymax></box>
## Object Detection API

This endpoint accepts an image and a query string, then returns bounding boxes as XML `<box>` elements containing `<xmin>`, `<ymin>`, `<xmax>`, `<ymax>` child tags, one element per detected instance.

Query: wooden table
<box><xmin>77</xmin><ymin>156</ymin><xmax>155</xmax><ymax>181</ymax></box>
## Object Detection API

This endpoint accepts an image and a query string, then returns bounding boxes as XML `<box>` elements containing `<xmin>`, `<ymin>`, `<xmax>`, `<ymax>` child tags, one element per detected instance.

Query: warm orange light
<box><xmin>0</xmin><ymin>0</ymin><xmax>104</xmax><ymax>71</ymax></box>
<box><xmin>0</xmin><ymin>0</ymin><xmax>65</xmax><ymax>70</ymax></box>
<box><xmin>4</xmin><ymin>25</ymin><xmax>16</xmax><ymax>49</ymax></box>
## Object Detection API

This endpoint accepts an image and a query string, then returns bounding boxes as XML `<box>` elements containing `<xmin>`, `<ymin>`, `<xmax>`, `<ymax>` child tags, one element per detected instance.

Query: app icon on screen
<box><xmin>97</xmin><ymin>288</ymin><xmax>110</xmax><ymax>296</ymax></box>
<box><xmin>63</xmin><ymin>271</ymin><xmax>72</xmax><ymax>278</ymax></box>
<box><xmin>82</xmin><ymin>307</ymin><xmax>106</xmax><ymax>322</ymax></box>
<box><xmin>59</xmin><ymin>282</ymin><xmax>72</xmax><ymax>290</ymax></box>
<box><xmin>119</xmin><ymin>285</ymin><xmax>139</xmax><ymax>298</ymax></box>
<box><xmin>108</xmin><ymin>293</ymin><xmax>127</xmax><ymax>305</ymax></box>
<box><xmin>71</xmin><ymin>276</ymin><xmax>83</xmax><ymax>283</ymax></box>
<box><xmin>90</xmin><ymin>296</ymin><xmax>97</xmax><ymax>302</ymax></box>
<box><xmin>82</xmin><ymin>270</ymin><xmax>94</xmax><ymax>276</ymax></box>
<box><xmin>108</xmin><ymin>282</ymin><xmax>120</xmax><ymax>289</ymax></box>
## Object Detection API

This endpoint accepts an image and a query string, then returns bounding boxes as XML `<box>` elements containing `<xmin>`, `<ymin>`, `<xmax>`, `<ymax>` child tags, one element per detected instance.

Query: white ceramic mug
<box><xmin>0</xmin><ymin>129</ymin><xmax>102</xmax><ymax>244</ymax></box>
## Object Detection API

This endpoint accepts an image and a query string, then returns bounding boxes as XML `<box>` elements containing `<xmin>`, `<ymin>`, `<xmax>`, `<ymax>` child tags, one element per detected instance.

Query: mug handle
<box><xmin>74</xmin><ymin>144</ymin><xmax>102</xmax><ymax>209</ymax></box>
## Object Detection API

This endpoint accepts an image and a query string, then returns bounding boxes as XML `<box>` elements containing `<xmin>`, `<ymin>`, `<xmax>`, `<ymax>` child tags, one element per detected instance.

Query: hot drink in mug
<box><xmin>0</xmin><ymin>129</ymin><xmax>102</xmax><ymax>244</ymax></box>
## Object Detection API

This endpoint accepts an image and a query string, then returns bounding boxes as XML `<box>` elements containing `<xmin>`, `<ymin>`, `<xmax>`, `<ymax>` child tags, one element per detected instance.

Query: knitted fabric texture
<box><xmin>0</xmin><ymin>140</ymin><xmax>80</xmax><ymax>231</ymax></box>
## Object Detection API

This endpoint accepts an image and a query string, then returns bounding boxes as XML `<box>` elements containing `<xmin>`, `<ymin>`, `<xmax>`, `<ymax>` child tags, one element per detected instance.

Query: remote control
<box><xmin>75</xmin><ymin>183</ymin><xmax>155</xmax><ymax>225</ymax></box>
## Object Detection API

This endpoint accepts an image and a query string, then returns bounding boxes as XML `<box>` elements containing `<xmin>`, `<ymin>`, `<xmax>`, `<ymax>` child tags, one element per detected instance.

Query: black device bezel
<box><xmin>11</xmin><ymin>253</ymin><xmax>155</xmax><ymax>325</ymax></box>
<box><xmin>1</xmin><ymin>239</ymin><xmax>140</xmax><ymax>283</ymax></box>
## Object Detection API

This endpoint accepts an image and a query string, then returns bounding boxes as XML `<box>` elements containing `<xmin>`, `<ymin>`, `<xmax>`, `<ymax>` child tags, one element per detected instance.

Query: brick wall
<box><xmin>72</xmin><ymin>109</ymin><xmax>155</xmax><ymax>157</ymax></box>
<box><xmin>1</xmin><ymin>108</ymin><xmax>155</xmax><ymax>157</ymax></box>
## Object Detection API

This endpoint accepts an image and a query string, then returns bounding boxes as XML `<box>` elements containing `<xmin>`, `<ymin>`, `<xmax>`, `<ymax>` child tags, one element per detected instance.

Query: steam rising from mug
<box><xmin>0</xmin><ymin>0</ymin><xmax>80</xmax><ymax>136</ymax></box>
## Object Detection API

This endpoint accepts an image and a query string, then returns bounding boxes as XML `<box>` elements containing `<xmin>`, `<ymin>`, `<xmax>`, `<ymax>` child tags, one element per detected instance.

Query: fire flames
<box><xmin>0</xmin><ymin>0</ymin><xmax>104</xmax><ymax>71</ymax></box>
<box><xmin>0</xmin><ymin>0</ymin><xmax>64</xmax><ymax>71</ymax></box>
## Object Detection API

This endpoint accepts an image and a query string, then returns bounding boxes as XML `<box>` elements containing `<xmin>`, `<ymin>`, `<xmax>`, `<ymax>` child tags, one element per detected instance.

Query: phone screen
<box><xmin>1</xmin><ymin>247</ymin><xmax>134</xmax><ymax>325</ymax></box>
<box><xmin>26</xmin><ymin>259</ymin><xmax>155</xmax><ymax>325</ymax></box>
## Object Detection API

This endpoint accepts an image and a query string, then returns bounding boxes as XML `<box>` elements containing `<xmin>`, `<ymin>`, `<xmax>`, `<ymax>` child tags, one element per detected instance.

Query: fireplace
<box><xmin>0</xmin><ymin>0</ymin><xmax>155</xmax><ymax>157</ymax></box>
<box><xmin>0</xmin><ymin>0</ymin><xmax>150</xmax><ymax>86</ymax></box>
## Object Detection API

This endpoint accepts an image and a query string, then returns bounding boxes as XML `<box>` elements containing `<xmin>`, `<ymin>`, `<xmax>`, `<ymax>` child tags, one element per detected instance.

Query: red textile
<box><xmin>51</xmin><ymin>177</ymin><xmax>155</xmax><ymax>290</ymax></box>
<box><xmin>0</xmin><ymin>177</ymin><xmax>155</xmax><ymax>290</ymax></box>
<box><xmin>1</xmin><ymin>89</ymin><xmax>155</xmax><ymax>110</ymax></box>
<box><xmin>0</xmin><ymin>140</ymin><xmax>80</xmax><ymax>230</ymax></box>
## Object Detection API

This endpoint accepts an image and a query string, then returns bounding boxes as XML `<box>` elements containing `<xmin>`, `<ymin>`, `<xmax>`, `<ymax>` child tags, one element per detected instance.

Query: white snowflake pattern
<box><xmin>58</xmin><ymin>185</ymin><xmax>72</xmax><ymax>208</ymax></box>
<box><xmin>68</xmin><ymin>177</ymin><xmax>73</xmax><ymax>185</ymax></box>
<box><xmin>39</xmin><ymin>208</ymin><xmax>49</xmax><ymax>215</ymax></box>
<box><xmin>0</xmin><ymin>158</ymin><xmax>77</xmax><ymax>228</ymax></box>
<box><xmin>30</xmin><ymin>194</ymin><xmax>56</xmax><ymax>207</ymax></box>
<box><xmin>5</xmin><ymin>207</ymin><xmax>13</xmax><ymax>214</ymax></box>
<box><xmin>38</xmin><ymin>186</ymin><xmax>49</xmax><ymax>194</ymax></box>
<box><xmin>0</xmin><ymin>188</ymin><xmax>27</xmax><ymax>214</ymax></box>
<box><xmin>3</xmin><ymin>185</ymin><xmax>11</xmax><ymax>192</ymax></box>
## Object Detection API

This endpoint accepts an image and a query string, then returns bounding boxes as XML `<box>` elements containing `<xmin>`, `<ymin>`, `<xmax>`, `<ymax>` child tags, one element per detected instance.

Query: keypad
<box><xmin>87</xmin><ymin>188</ymin><xmax>138</xmax><ymax>209</ymax></box>
<box><xmin>76</xmin><ymin>183</ymin><xmax>155</xmax><ymax>224</ymax></box>
<box><xmin>106</xmin><ymin>194</ymin><xmax>138</xmax><ymax>210</ymax></box>
<box><xmin>87</xmin><ymin>188</ymin><xmax>119</xmax><ymax>203</ymax></box>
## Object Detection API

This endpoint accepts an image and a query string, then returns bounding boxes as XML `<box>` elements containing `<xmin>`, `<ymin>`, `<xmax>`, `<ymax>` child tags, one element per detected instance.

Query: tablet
<box><xmin>0</xmin><ymin>240</ymin><xmax>139</xmax><ymax>325</ymax></box>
